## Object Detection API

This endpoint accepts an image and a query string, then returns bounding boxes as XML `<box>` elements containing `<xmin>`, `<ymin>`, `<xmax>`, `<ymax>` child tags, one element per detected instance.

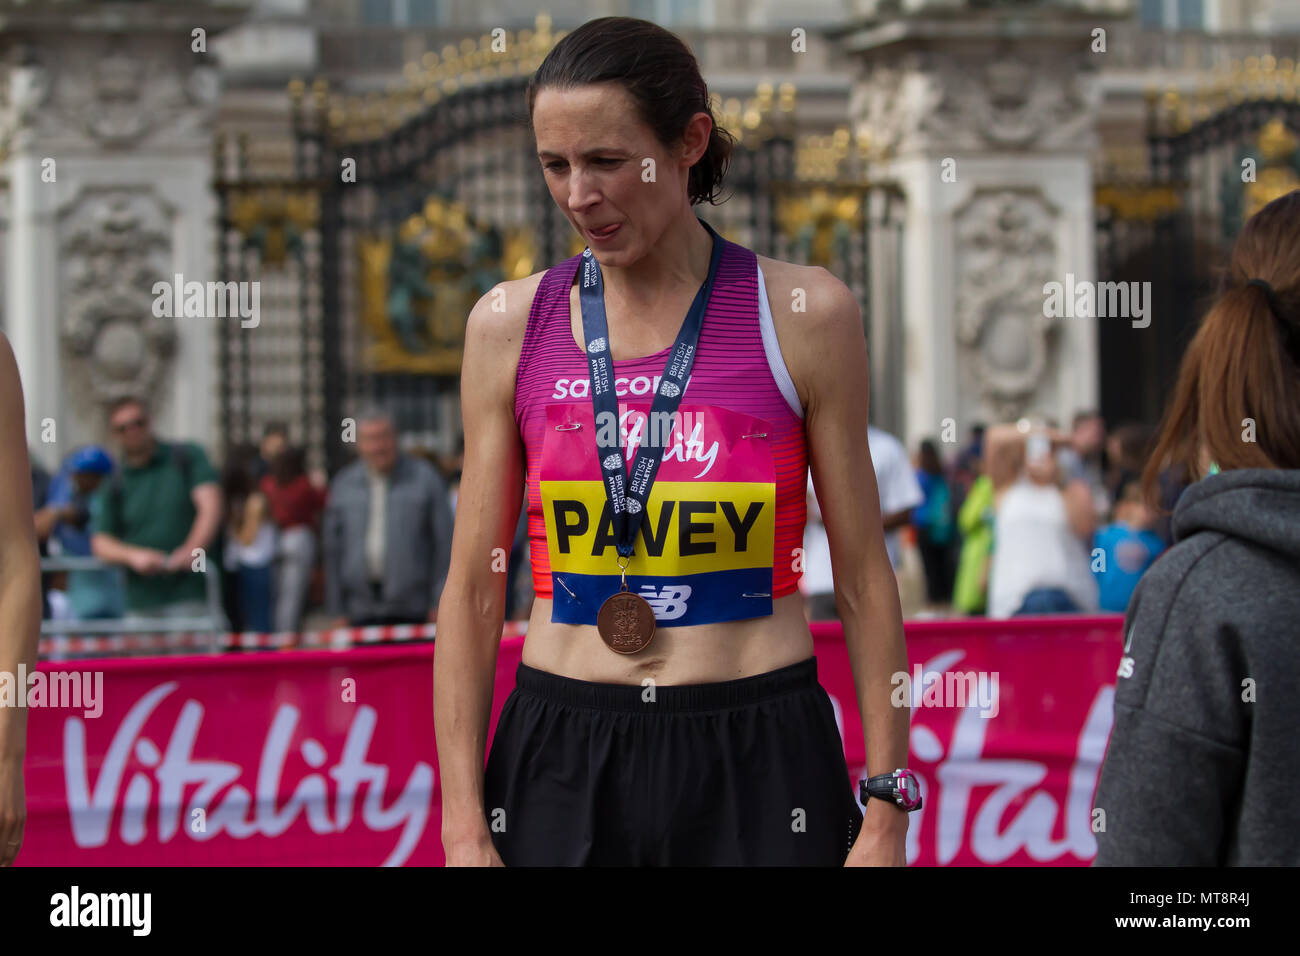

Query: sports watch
<box><xmin>859</xmin><ymin>769</ymin><xmax>923</xmax><ymax>811</ymax></box>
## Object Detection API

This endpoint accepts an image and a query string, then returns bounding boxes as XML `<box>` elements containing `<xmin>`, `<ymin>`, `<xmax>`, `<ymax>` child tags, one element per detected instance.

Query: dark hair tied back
<box><xmin>526</xmin><ymin>17</ymin><xmax>735</xmax><ymax>206</ymax></box>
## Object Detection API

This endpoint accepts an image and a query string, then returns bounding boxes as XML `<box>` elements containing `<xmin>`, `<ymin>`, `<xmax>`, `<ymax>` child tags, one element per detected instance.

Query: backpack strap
<box><xmin>169</xmin><ymin>441</ymin><xmax>193</xmax><ymax>490</ymax></box>
<box><xmin>108</xmin><ymin>468</ymin><xmax>124</xmax><ymax>518</ymax></box>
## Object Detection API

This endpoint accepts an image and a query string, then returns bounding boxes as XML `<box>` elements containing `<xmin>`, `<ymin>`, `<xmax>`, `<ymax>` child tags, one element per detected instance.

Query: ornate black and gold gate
<box><xmin>1095</xmin><ymin>56</ymin><xmax>1300</xmax><ymax>430</ymax></box>
<box><xmin>214</xmin><ymin>17</ymin><xmax>900</xmax><ymax>473</ymax></box>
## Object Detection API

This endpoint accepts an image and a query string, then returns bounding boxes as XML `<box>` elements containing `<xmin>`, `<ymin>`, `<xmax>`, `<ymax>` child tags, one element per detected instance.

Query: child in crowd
<box><xmin>1091</xmin><ymin>473</ymin><xmax>1166</xmax><ymax>613</ymax></box>
<box><xmin>222</xmin><ymin>446</ymin><xmax>277</xmax><ymax>632</ymax></box>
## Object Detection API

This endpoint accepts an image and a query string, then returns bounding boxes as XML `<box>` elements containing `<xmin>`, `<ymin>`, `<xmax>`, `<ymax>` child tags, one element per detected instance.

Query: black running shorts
<box><xmin>483</xmin><ymin>656</ymin><xmax>864</xmax><ymax>866</ymax></box>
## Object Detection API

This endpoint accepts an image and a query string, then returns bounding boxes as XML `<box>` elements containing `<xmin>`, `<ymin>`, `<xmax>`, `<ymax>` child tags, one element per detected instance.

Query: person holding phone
<box><xmin>983</xmin><ymin>419</ymin><xmax>1099</xmax><ymax>617</ymax></box>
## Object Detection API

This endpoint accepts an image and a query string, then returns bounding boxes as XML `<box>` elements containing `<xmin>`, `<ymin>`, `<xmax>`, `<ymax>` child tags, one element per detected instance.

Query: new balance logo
<box><xmin>639</xmin><ymin>584</ymin><xmax>692</xmax><ymax>620</ymax></box>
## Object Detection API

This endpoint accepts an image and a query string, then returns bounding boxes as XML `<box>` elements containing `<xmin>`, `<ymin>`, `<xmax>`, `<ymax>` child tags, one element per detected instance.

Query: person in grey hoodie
<box><xmin>1093</xmin><ymin>190</ymin><xmax>1300</xmax><ymax>866</ymax></box>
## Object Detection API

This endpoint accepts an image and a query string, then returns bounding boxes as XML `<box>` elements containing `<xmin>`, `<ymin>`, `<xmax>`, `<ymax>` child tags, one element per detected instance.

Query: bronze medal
<box><xmin>597</xmin><ymin>588</ymin><xmax>657</xmax><ymax>654</ymax></box>
<box><xmin>578</xmin><ymin>221</ymin><xmax>723</xmax><ymax>656</ymax></box>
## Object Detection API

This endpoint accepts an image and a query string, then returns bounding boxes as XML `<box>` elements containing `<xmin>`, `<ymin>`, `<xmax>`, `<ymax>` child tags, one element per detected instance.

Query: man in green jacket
<box><xmin>91</xmin><ymin>396</ymin><xmax>224</xmax><ymax>619</ymax></box>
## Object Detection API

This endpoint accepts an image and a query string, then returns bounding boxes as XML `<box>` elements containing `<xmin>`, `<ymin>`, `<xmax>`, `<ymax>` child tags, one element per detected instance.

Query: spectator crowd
<box><xmin>801</xmin><ymin>411</ymin><xmax>1182</xmax><ymax>620</ymax></box>
<box><xmin>34</xmin><ymin>395</ymin><xmax>1175</xmax><ymax>637</ymax></box>
<box><xmin>30</xmin><ymin>397</ymin><xmax>506</xmax><ymax>636</ymax></box>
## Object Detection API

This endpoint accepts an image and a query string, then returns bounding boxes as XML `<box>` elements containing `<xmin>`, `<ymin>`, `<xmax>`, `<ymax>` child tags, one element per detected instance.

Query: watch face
<box><xmin>897</xmin><ymin>771</ymin><xmax>922</xmax><ymax>811</ymax></box>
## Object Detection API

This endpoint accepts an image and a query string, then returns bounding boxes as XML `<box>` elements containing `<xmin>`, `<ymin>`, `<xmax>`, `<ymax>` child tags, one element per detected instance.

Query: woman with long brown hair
<box><xmin>434</xmin><ymin>17</ymin><xmax>916</xmax><ymax>866</ymax></box>
<box><xmin>1093</xmin><ymin>189</ymin><xmax>1300</xmax><ymax>865</ymax></box>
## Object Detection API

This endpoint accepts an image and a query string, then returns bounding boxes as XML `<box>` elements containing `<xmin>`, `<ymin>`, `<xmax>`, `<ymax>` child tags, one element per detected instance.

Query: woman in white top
<box><xmin>984</xmin><ymin>422</ymin><xmax>1098</xmax><ymax>618</ymax></box>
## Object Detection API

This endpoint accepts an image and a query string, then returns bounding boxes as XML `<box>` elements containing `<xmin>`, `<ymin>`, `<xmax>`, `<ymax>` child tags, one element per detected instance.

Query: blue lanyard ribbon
<box><xmin>576</xmin><ymin>217</ymin><xmax>724</xmax><ymax>560</ymax></box>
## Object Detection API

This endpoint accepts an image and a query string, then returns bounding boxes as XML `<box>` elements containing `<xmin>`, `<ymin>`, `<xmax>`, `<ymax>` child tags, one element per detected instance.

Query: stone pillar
<box><xmin>0</xmin><ymin>2</ymin><xmax>249</xmax><ymax>472</ymax></box>
<box><xmin>841</xmin><ymin>1</ymin><xmax>1117</xmax><ymax>450</ymax></box>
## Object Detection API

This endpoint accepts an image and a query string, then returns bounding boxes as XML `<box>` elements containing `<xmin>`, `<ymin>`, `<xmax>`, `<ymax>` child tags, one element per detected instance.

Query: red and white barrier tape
<box><xmin>38</xmin><ymin>621</ymin><xmax>529</xmax><ymax>658</ymax></box>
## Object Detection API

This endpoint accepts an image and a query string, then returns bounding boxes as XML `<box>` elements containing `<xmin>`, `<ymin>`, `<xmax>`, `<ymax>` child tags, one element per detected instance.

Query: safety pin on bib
<box><xmin>554</xmin><ymin>576</ymin><xmax>580</xmax><ymax>602</ymax></box>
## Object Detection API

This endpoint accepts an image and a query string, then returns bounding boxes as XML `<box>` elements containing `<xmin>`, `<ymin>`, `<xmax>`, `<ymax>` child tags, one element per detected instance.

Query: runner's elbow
<box><xmin>441</xmin><ymin>562</ymin><xmax>508</xmax><ymax>628</ymax></box>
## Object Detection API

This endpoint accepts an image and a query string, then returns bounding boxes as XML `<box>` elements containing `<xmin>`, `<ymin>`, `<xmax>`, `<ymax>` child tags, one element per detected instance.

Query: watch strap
<box><xmin>860</xmin><ymin>770</ymin><xmax>923</xmax><ymax>810</ymax></box>
<box><xmin>863</xmin><ymin>772</ymin><xmax>899</xmax><ymax>796</ymax></box>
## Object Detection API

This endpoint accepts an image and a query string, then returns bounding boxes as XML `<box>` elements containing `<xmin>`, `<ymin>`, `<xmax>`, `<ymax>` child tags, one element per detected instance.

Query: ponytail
<box><xmin>1140</xmin><ymin>190</ymin><xmax>1300</xmax><ymax>511</ymax></box>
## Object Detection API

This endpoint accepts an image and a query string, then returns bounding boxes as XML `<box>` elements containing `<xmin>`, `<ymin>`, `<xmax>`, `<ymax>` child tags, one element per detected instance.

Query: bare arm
<box><xmin>91</xmin><ymin>530</ymin><xmax>154</xmax><ymax>566</ymax></box>
<box><xmin>433</xmin><ymin>279</ymin><xmax>532</xmax><ymax>866</ymax></box>
<box><xmin>1063</xmin><ymin>479</ymin><xmax>1095</xmax><ymax>544</ymax></box>
<box><xmin>154</xmin><ymin>480</ymin><xmax>221</xmax><ymax>574</ymax></box>
<box><xmin>90</xmin><ymin>485</ymin><xmax>169</xmax><ymax>573</ymax></box>
<box><xmin>881</xmin><ymin>508</ymin><xmax>913</xmax><ymax>532</ymax></box>
<box><xmin>180</xmin><ymin>482</ymin><xmax>223</xmax><ymax>556</ymax></box>
<box><xmin>983</xmin><ymin>423</ymin><xmax>1025</xmax><ymax>495</ymax></box>
<box><xmin>0</xmin><ymin>333</ymin><xmax>42</xmax><ymax>866</ymax></box>
<box><xmin>778</xmin><ymin>266</ymin><xmax>910</xmax><ymax>865</ymax></box>
<box><xmin>33</xmin><ymin>504</ymin><xmax>69</xmax><ymax>542</ymax></box>
<box><xmin>428</xmin><ymin>469</ymin><xmax>454</xmax><ymax>619</ymax></box>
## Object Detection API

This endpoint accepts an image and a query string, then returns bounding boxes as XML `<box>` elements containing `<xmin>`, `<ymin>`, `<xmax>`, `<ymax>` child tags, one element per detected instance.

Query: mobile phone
<box><xmin>1026</xmin><ymin>434</ymin><xmax>1051</xmax><ymax>463</ymax></box>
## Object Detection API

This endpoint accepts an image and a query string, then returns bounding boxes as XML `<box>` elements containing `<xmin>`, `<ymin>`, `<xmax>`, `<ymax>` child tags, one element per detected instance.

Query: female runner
<box><xmin>434</xmin><ymin>16</ymin><xmax>914</xmax><ymax>866</ymax></box>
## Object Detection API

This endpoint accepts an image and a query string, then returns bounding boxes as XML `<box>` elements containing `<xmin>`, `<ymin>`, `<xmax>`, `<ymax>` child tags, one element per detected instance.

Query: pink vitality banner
<box><xmin>19</xmin><ymin>616</ymin><xmax>1124</xmax><ymax>866</ymax></box>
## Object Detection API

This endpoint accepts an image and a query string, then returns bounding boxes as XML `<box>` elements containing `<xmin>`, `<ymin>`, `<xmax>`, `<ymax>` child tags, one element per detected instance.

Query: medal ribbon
<box><xmin>577</xmin><ymin>217</ymin><xmax>725</xmax><ymax>562</ymax></box>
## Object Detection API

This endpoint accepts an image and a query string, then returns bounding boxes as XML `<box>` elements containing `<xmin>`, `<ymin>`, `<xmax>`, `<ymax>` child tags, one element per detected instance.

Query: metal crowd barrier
<box><xmin>39</xmin><ymin>554</ymin><xmax>227</xmax><ymax>654</ymax></box>
<box><xmin>37</xmin><ymin>621</ymin><xmax>451</xmax><ymax>660</ymax></box>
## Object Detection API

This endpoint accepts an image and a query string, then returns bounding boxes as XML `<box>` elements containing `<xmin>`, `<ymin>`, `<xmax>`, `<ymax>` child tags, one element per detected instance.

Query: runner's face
<box><xmin>533</xmin><ymin>83</ymin><xmax>686</xmax><ymax>264</ymax></box>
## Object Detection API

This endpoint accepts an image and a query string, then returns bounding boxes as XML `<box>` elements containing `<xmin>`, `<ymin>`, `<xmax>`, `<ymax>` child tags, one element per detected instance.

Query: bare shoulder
<box><xmin>462</xmin><ymin>268</ymin><xmax>550</xmax><ymax>402</ymax></box>
<box><xmin>0</xmin><ymin>330</ymin><xmax>36</xmax><ymax>521</ymax></box>
<box><xmin>0</xmin><ymin>331</ymin><xmax>27</xmax><ymax>436</ymax></box>
<box><xmin>755</xmin><ymin>254</ymin><xmax>860</xmax><ymax>323</ymax></box>
<box><xmin>0</xmin><ymin>329</ymin><xmax>19</xmax><ymax>388</ymax></box>
<box><xmin>465</xmin><ymin>270</ymin><xmax>546</xmax><ymax>354</ymax></box>
<box><xmin>754</xmin><ymin>255</ymin><xmax>865</xmax><ymax>409</ymax></box>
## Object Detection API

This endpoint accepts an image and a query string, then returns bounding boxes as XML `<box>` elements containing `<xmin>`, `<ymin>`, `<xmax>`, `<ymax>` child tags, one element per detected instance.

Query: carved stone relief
<box><xmin>60</xmin><ymin>189</ymin><xmax>176</xmax><ymax>408</ymax></box>
<box><xmin>855</xmin><ymin>48</ymin><xmax>1099</xmax><ymax>158</ymax></box>
<box><xmin>953</xmin><ymin>189</ymin><xmax>1059</xmax><ymax>421</ymax></box>
<box><xmin>0</xmin><ymin>44</ymin><xmax>218</xmax><ymax>152</ymax></box>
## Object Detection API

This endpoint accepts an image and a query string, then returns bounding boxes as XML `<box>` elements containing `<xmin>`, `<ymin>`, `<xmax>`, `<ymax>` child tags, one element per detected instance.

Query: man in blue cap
<box><xmin>35</xmin><ymin>446</ymin><xmax>124</xmax><ymax>619</ymax></box>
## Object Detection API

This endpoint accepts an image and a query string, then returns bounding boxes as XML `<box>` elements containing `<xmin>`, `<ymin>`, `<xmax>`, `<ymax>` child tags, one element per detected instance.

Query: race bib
<box><xmin>540</xmin><ymin>401</ymin><xmax>776</xmax><ymax>627</ymax></box>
